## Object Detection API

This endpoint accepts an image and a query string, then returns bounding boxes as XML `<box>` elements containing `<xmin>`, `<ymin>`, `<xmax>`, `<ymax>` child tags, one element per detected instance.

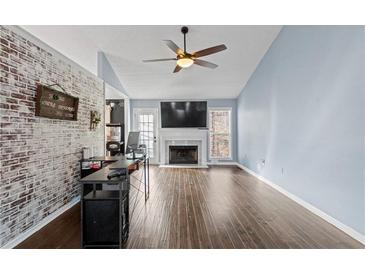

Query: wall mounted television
<box><xmin>161</xmin><ymin>101</ymin><xmax>207</xmax><ymax>128</ymax></box>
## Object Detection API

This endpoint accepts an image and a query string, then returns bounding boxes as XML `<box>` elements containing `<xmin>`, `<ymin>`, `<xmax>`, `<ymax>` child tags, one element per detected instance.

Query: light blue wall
<box><xmin>97</xmin><ymin>51</ymin><xmax>129</xmax><ymax>95</ymax></box>
<box><xmin>130</xmin><ymin>99</ymin><xmax>237</xmax><ymax>162</ymax></box>
<box><xmin>237</xmin><ymin>26</ymin><xmax>365</xmax><ymax>235</ymax></box>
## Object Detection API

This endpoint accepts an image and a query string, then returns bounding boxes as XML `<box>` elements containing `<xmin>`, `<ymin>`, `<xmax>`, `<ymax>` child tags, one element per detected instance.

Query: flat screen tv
<box><xmin>161</xmin><ymin>101</ymin><xmax>207</xmax><ymax>128</ymax></box>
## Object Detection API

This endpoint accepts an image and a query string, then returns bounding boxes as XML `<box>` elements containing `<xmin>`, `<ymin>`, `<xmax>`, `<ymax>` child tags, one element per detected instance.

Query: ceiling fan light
<box><xmin>177</xmin><ymin>58</ymin><xmax>194</xmax><ymax>68</ymax></box>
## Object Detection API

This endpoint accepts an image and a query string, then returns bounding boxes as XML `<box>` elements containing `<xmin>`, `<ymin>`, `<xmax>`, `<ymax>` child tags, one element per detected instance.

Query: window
<box><xmin>208</xmin><ymin>108</ymin><xmax>232</xmax><ymax>159</ymax></box>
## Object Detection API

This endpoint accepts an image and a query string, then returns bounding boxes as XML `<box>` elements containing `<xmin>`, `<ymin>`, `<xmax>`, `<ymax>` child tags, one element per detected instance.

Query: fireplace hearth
<box><xmin>169</xmin><ymin>146</ymin><xmax>198</xmax><ymax>164</ymax></box>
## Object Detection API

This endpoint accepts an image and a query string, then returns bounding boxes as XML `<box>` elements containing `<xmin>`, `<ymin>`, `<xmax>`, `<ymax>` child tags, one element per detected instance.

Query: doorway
<box><xmin>133</xmin><ymin>108</ymin><xmax>159</xmax><ymax>164</ymax></box>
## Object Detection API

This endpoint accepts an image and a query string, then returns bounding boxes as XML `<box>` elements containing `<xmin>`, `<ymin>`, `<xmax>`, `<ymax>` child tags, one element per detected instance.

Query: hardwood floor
<box><xmin>16</xmin><ymin>166</ymin><xmax>364</xmax><ymax>249</ymax></box>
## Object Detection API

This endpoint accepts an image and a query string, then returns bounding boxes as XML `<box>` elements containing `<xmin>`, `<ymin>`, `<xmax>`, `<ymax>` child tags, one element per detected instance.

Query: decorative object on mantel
<box><xmin>35</xmin><ymin>83</ymin><xmax>79</xmax><ymax>120</ymax></box>
<box><xmin>90</xmin><ymin>110</ymin><xmax>101</xmax><ymax>130</ymax></box>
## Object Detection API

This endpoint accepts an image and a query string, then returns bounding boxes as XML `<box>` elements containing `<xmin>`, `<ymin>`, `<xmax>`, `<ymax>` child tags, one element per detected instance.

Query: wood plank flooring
<box><xmin>16</xmin><ymin>166</ymin><xmax>364</xmax><ymax>249</ymax></box>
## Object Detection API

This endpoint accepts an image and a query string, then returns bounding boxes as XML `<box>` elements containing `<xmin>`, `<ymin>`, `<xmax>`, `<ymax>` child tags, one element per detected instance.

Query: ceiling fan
<box><xmin>143</xmin><ymin>26</ymin><xmax>227</xmax><ymax>73</ymax></box>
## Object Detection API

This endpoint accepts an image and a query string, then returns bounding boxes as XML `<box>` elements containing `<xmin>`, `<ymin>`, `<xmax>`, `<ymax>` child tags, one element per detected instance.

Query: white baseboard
<box><xmin>2</xmin><ymin>196</ymin><xmax>80</xmax><ymax>249</ymax></box>
<box><xmin>208</xmin><ymin>161</ymin><xmax>238</xmax><ymax>166</ymax></box>
<box><xmin>236</xmin><ymin>163</ymin><xmax>365</xmax><ymax>245</ymax></box>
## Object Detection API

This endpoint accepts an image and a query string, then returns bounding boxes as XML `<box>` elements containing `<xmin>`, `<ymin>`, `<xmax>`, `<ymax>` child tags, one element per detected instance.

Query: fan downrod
<box><xmin>181</xmin><ymin>26</ymin><xmax>188</xmax><ymax>34</ymax></box>
<box><xmin>181</xmin><ymin>26</ymin><xmax>189</xmax><ymax>53</ymax></box>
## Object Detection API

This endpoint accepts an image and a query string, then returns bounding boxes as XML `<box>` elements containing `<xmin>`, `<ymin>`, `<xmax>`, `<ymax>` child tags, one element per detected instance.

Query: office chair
<box><xmin>125</xmin><ymin>131</ymin><xmax>140</xmax><ymax>155</ymax></box>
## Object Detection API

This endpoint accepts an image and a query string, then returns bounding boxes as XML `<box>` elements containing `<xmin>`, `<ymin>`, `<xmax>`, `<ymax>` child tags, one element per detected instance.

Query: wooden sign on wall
<box><xmin>35</xmin><ymin>84</ymin><xmax>79</xmax><ymax>120</ymax></box>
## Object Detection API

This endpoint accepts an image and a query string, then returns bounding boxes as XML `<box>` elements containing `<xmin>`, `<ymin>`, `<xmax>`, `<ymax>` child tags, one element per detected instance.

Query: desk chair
<box><xmin>125</xmin><ymin>131</ymin><xmax>140</xmax><ymax>155</ymax></box>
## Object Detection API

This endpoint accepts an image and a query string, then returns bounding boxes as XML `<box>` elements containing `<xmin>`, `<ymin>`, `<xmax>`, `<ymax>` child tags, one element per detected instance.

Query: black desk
<box><xmin>80</xmin><ymin>154</ymin><xmax>150</xmax><ymax>200</ymax></box>
<box><xmin>79</xmin><ymin>156</ymin><xmax>119</xmax><ymax>179</ymax></box>
<box><xmin>79</xmin><ymin>155</ymin><xmax>149</xmax><ymax>248</ymax></box>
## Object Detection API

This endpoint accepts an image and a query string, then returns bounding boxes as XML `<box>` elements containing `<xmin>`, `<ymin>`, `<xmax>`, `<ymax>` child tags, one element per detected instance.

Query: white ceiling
<box><xmin>22</xmin><ymin>25</ymin><xmax>282</xmax><ymax>99</ymax></box>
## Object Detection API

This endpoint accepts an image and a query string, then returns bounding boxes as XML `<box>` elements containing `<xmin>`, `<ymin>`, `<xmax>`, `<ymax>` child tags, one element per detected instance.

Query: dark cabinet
<box><xmin>81</xmin><ymin>183</ymin><xmax>129</xmax><ymax>248</ymax></box>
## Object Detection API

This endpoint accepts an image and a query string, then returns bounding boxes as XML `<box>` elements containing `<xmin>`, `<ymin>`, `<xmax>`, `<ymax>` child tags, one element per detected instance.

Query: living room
<box><xmin>1</xmin><ymin>1</ymin><xmax>364</xmax><ymax>273</ymax></box>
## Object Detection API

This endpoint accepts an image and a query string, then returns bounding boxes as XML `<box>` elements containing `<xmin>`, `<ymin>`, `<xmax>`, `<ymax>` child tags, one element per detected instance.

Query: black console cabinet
<box><xmin>80</xmin><ymin>171</ymin><xmax>130</xmax><ymax>249</ymax></box>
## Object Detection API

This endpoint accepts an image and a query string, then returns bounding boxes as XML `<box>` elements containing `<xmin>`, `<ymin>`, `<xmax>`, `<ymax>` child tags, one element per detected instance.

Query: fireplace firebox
<box><xmin>169</xmin><ymin>146</ymin><xmax>198</xmax><ymax>164</ymax></box>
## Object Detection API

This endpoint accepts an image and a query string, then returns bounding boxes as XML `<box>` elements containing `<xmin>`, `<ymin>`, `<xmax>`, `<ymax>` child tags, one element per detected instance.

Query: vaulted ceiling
<box><xmin>22</xmin><ymin>25</ymin><xmax>282</xmax><ymax>99</ymax></box>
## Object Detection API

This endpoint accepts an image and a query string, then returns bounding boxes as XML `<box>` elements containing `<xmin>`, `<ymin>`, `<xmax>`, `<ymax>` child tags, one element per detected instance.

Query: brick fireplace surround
<box><xmin>0</xmin><ymin>26</ymin><xmax>105</xmax><ymax>248</ymax></box>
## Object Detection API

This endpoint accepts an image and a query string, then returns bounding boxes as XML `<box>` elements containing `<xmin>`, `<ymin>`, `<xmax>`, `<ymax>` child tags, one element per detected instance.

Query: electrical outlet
<box><xmin>257</xmin><ymin>159</ymin><xmax>265</xmax><ymax>171</ymax></box>
<box><xmin>281</xmin><ymin>168</ymin><xmax>284</xmax><ymax>175</ymax></box>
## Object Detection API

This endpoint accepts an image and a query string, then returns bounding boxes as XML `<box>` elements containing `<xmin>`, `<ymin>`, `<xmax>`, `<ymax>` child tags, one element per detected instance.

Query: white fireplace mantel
<box><xmin>159</xmin><ymin>128</ymin><xmax>208</xmax><ymax>167</ymax></box>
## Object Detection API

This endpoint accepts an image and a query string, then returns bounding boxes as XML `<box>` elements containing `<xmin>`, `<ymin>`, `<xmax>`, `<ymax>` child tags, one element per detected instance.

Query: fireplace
<box><xmin>159</xmin><ymin>128</ymin><xmax>208</xmax><ymax>167</ymax></box>
<box><xmin>169</xmin><ymin>146</ymin><xmax>198</xmax><ymax>164</ymax></box>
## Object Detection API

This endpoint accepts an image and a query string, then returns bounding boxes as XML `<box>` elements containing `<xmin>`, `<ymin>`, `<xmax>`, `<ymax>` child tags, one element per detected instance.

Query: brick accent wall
<box><xmin>0</xmin><ymin>26</ymin><xmax>104</xmax><ymax>247</ymax></box>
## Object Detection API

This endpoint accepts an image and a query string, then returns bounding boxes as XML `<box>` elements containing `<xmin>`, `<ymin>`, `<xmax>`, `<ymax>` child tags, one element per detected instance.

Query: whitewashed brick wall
<box><xmin>0</xmin><ymin>26</ymin><xmax>104</xmax><ymax>247</ymax></box>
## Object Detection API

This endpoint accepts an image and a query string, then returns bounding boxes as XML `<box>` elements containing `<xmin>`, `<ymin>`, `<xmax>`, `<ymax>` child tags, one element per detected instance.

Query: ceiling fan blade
<box><xmin>143</xmin><ymin>58</ymin><xmax>177</xmax><ymax>63</ymax></box>
<box><xmin>194</xmin><ymin>59</ymin><xmax>218</xmax><ymax>69</ymax></box>
<box><xmin>164</xmin><ymin>40</ymin><xmax>184</xmax><ymax>55</ymax></box>
<box><xmin>173</xmin><ymin>65</ymin><xmax>182</xmax><ymax>73</ymax></box>
<box><xmin>193</xmin><ymin>44</ymin><xmax>227</xmax><ymax>58</ymax></box>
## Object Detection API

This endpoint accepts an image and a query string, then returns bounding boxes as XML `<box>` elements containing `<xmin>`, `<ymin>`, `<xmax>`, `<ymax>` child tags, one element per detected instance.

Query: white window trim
<box><xmin>208</xmin><ymin>107</ymin><xmax>233</xmax><ymax>161</ymax></box>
